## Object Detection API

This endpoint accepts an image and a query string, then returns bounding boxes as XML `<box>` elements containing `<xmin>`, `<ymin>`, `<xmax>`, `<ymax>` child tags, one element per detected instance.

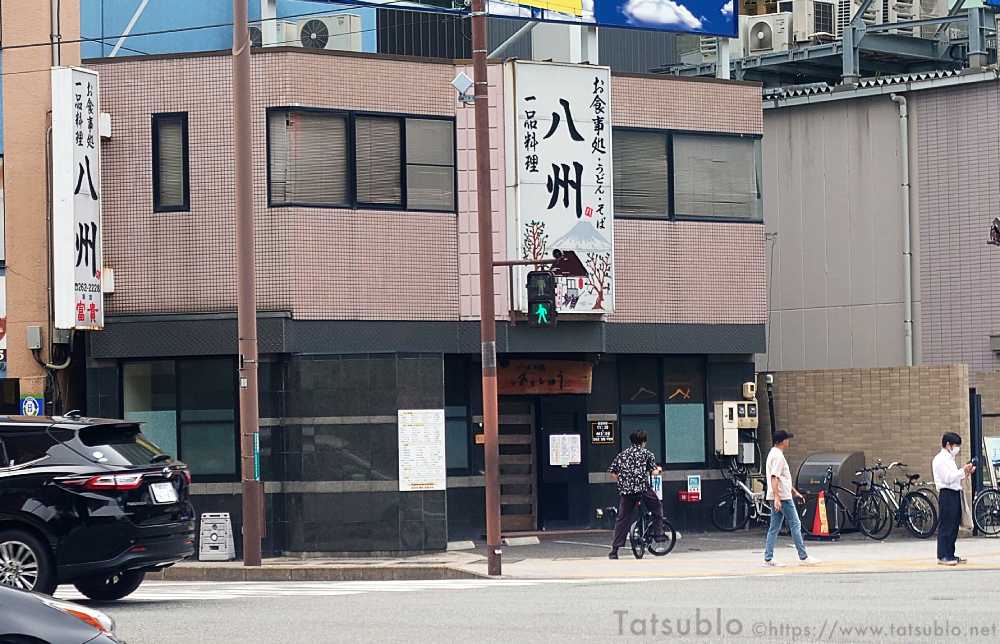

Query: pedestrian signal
<box><xmin>526</xmin><ymin>271</ymin><xmax>557</xmax><ymax>328</ymax></box>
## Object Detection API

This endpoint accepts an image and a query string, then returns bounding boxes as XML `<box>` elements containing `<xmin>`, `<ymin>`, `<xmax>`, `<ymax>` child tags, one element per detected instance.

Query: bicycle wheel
<box><xmin>974</xmin><ymin>489</ymin><xmax>1000</xmax><ymax>537</ymax></box>
<box><xmin>901</xmin><ymin>490</ymin><xmax>937</xmax><ymax>539</ymax></box>
<box><xmin>856</xmin><ymin>492</ymin><xmax>892</xmax><ymax>540</ymax></box>
<box><xmin>647</xmin><ymin>518</ymin><xmax>677</xmax><ymax>556</ymax></box>
<box><xmin>710</xmin><ymin>492</ymin><xmax>750</xmax><ymax>531</ymax></box>
<box><xmin>629</xmin><ymin>520</ymin><xmax>645</xmax><ymax>559</ymax></box>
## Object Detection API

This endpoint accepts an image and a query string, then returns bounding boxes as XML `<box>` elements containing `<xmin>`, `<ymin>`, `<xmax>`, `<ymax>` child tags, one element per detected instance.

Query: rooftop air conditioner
<box><xmin>790</xmin><ymin>0</ymin><xmax>838</xmax><ymax>42</ymax></box>
<box><xmin>837</xmin><ymin>0</ymin><xmax>881</xmax><ymax>37</ymax></box>
<box><xmin>249</xmin><ymin>20</ymin><xmax>297</xmax><ymax>47</ymax></box>
<box><xmin>699</xmin><ymin>23</ymin><xmax>747</xmax><ymax>63</ymax></box>
<box><xmin>882</xmin><ymin>0</ymin><xmax>919</xmax><ymax>35</ymax></box>
<box><xmin>295</xmin><ymin>15</ymin><xmax>362</xmax><ymax>52</ymax></box>
<box><xmin>745</xmin><ymin>13</ymin><xmax>794</xmax><ymax>55</ymax></box>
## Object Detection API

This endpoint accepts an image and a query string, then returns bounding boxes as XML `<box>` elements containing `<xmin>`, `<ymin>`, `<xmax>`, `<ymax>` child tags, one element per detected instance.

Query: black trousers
<box><xmin>937</xmin><ymin>488</ymin><xmax>961</xmax><ymax>561</ymax></box>
<box><xmin>611</xmin><ymin>489</ymin><xmax>664</xmax><ymax>550</ymax></box>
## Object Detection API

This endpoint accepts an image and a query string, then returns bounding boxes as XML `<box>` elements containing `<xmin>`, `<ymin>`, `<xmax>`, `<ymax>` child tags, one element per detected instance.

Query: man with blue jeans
<box><xmin>763</xmin><ymin>430</ymin><xmax>819</xmax><ymax>566</ymax></box>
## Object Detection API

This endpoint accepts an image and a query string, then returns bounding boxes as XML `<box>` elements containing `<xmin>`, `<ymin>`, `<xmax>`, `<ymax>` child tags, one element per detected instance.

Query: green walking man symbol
<box><xmin>534</xmin><ymin>303</ymin><xmax>550</xmax><ymax>325</ymax></box>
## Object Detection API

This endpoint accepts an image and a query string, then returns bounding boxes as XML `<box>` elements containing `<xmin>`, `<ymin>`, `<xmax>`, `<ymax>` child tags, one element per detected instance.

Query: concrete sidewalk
<box><xmin>148</xmin><ymin>532</ymin><xmax>1000</xmax><ymax>582</ymax></box>
<box><xmin>458</xmin><ymin>532</ymin><xmax>1000</xmax><ymax>580</ymax></box>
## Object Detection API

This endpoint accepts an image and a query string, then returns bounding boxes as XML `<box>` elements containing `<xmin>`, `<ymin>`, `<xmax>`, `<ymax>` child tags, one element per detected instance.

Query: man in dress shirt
<box><xmin>933</xmin><ymin>432</ymin><xmax>976</xmax><ymax>566</ymax></box>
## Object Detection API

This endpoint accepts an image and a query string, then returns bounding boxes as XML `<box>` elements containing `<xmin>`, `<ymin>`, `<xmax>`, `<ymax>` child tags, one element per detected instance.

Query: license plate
<box><xmin>150</xmin><ymin>482</ymin><xmax>178</xmax><ymax>504</ymax></box>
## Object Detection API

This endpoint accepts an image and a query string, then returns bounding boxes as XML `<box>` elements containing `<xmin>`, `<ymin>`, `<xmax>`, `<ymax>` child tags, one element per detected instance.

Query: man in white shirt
<box><xmin>933</xmin><ymin>432</ymin><xmax>975</xmax><ymax>565</ymax></box>
<box><xmin>763</xmin><ymin>431</ymin><xmax>819</xmax><ymax>566</ymax></box>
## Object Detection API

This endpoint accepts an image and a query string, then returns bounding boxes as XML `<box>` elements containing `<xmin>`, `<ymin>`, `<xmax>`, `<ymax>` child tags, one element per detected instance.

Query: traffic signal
<box><xmin>526</xmin><ymin>271</ymin><xmax>557</xmax><ymax>327</ymax></box>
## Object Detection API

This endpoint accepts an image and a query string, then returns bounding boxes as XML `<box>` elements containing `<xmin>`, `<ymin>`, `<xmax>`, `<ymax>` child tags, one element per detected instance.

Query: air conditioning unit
<box><xmin>837</xmin><ymin>0</ymin><xmax>881</xmax><ymax>37</ymax></box>
<box><xmin>789</xmin><ymin>0</ymin><xmax>838</xmax><ymax>42</ymax></box>
<box><xmin>295</xmin><ymin>15</ymin><xmax>362</xmax><ymax>52</ymax></box>
<box><xmin>745</xmin><ymin>13</ymin><xmax>794</xmax><ymax>55</ymax></box>
<box><xmin>699</xmin><ymin>27</ymin><xmax>747</xmax><ymax>63</ymax></box>
<box><xmin>882</xmin><ymin>0</ymin><xmax>919</xmax><ymax>34</ymax></box>
<box><xmin>249</xmin><ymin>20</ymin><xmax>297</xmax><ymax>48</ymax></box>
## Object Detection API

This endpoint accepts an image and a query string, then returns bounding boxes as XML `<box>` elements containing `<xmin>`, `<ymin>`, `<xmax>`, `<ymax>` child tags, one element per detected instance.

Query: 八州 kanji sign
<box><xmin>52</xmin><ymin>67</ymin><xmax>104</xmax><ymax>331</ymax></box>
<box><xmin>506</xmin><ymin>60</ymin><xmax>614</xmax><ymax>315</ymax></box>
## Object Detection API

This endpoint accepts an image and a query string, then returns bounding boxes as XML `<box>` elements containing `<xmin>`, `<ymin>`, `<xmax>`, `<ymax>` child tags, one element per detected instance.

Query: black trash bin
<box><xmin>796</xmin><ymin>452</ymin><xmax>866</xmax><ymax>533</ymax></box>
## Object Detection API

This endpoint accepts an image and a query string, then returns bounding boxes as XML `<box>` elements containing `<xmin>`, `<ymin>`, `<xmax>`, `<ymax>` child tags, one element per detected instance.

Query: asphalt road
<box><xmin>71</xmin><ymin>568</ymin><xmax>1000</xmax><ymax>644</ymax></box>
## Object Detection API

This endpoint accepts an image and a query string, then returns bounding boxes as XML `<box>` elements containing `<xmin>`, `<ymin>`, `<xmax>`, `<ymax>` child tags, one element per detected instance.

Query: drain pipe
<box><xmin>891</xmin><ymin>93</ymin><xmax>914</xmax><ymax>366</ymax></box>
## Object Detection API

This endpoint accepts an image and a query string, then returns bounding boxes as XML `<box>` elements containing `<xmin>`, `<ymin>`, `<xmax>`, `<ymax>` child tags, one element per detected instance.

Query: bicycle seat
<box><xmin>907</xmin><ymin>473</ymin><xmax>920</xmax><ymax>481</ymax></box>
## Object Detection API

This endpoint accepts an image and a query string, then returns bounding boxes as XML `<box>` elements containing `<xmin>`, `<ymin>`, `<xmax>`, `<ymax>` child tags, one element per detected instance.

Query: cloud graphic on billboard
<box><xmin>721</xmin><ymin>0</ymin><xmax>733</xmax><ymax>15</ymax></box>
<box><xmin>623</xmin><ymin>0</ymin><xmax>703</xmax><ymax>29</ymax></box>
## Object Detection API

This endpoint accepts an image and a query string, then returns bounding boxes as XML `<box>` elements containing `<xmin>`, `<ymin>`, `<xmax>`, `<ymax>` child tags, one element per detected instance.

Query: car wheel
<box><xmin>74</xmin><ymin>570</ymin><xmax>146</xmax><ymax>601</ymax></box>
<box><xmin>0</xmin><ymin>529</ymin><xmax>57</xmax><ymax>595</ymax></box>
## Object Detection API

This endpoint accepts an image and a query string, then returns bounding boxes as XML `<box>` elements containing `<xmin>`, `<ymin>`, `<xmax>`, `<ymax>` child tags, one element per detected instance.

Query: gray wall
<box><xmin>913</xmin><ymin>82</ymin><xmax>1000</xmax><ymax>373</ymax></box>
<box><xmin>759</xmin><ymin>95</ymin><xmax>913</xmax><ymax>371</ymax></box>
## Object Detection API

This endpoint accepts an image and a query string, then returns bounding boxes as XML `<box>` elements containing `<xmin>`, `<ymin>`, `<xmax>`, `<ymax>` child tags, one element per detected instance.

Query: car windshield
<box><xmin>72</xmin><ymin>424</ymin><xmax>170</xmax><ymax>466</ymax></box>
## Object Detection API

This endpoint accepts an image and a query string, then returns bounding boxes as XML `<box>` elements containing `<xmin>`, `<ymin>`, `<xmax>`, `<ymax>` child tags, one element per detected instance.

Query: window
<box><xmin>123</xmin><ymin>358</ymin><xmax>238</xmax><ymax>478</ymax></box>
<box><xmin>618</xmin><ymin>357</ymin><xmax>663</xmax><ymax>460</ymax></box>
<box><xmin>612</xmin><ymin>128</ymin><xmax>762</xmax><ymax>222</ymax></box>
<box><xmin>663</xmin><ymin>357</ymin><xmax>707</xmax><ymax>464</ymax></box>
<box><xmin>268</xmin><ymin>108</ymin><xmax>455</xmax><ymax>212</ymax></box>
<box><xmin>613</xmin><ymin>130</ymin><xmax>668</xmax><ymax>216</ymax></box>
<box><xmin>672</xmin><ymin>134</ymin><xmax>762</xmax><ymax>220</ymax></box>
<box><xmin>268</xmin><ymin>110</ymin><xmax>349</xmax><ymax>206</ymax></box>
<box><xmin>445</xmin><ymin>406</ymin><xmax>470</xmax><ymax>470</ymax></box>
<box><xmin>0</xmin><ymin>430</ymin><xmax>57</xmax><ymax>467</ymax></box>
<box><xmin>152</xmin><ymin>113</ymin><xmax>190</xmax><ymax>212</ymax></box>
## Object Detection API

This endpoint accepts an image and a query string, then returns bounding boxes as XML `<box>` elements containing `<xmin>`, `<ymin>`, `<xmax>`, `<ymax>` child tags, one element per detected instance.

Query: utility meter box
<box><xmin>714</xmin><ymin>401</ymin><xmax>759</xmax><ymax>456</ymax></box>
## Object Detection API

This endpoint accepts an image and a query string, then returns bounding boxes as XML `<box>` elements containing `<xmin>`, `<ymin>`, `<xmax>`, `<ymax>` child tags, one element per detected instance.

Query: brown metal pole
<box><xmin>471</xmin><ymin>0</ymin><xmax>501</xmax><ymax>577</ymax></box>
<box><xmin>233</xmin><ymin>0</ymin><xmax>263</xmax><ymax>567</ymax></box>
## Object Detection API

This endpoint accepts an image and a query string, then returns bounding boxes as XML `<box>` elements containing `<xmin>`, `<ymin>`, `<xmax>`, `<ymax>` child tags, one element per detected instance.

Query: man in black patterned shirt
<box><xmin>607</xmin><ymin>431</ymin><xmax>664</xmax><ymax>559</ymax></box>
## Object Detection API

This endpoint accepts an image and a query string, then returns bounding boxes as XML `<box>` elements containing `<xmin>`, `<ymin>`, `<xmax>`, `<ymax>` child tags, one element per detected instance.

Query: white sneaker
<box><xmin>798</xmin><ymin>556</ymin><xmax>821</xmax><ymax>566</ymax></box>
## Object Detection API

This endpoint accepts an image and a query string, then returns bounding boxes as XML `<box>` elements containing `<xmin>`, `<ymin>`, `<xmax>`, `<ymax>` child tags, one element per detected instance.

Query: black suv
<box><xmin>0</xmin><ymin>415</ymin><xmax>195</xmax><ymax>600</ymax></box>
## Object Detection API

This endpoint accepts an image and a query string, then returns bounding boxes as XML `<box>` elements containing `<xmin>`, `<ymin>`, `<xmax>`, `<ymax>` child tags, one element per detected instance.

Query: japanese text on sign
<box><xmin>52</xmin><ymin>67</ymin><xmax>103</xmax><ymax>331</ymax></box>
<box><xmin>398</xmin><ymin>409</ymin><xmax>447</xmax><ymax>492</ymax></box>
<box><xmin>507</xmin><ymin>61</ymin><xmax>614</xmax><ymax>316</ymax></box>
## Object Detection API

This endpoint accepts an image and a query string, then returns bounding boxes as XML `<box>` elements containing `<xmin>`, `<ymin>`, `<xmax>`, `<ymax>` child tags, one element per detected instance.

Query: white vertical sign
<box><xmin>52</xmin><ymin>67</ymin><xmax>104</xmax><ymax>331</ymax></box>
<box><xmin>506</xmin><ymin>60</ymin><xmax>614</xmax><ymax>315</ymax></box>
<box><xmin>398</xmin><ymin>409</ymin><xmax>447</xmax><ymax>492</ymax></box>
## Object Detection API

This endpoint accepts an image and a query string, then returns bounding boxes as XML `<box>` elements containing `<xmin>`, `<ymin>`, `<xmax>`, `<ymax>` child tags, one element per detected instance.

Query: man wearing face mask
<box><xmin>932</xmin><ymin>432</ymin><xmax>976</xmax><ymax>566</ymax></box>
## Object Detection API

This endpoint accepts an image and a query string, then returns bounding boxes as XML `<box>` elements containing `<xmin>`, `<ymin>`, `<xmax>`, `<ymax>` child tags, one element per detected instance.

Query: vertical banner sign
<box><xmin>52</xmin><ymin>67</ymin><xmax>104</xmax><ymax>331</ymax></box>
<box><xmin>506</xmin><ymin>61</ymin><xmax>614</xmax><ymax>315</ymax></box>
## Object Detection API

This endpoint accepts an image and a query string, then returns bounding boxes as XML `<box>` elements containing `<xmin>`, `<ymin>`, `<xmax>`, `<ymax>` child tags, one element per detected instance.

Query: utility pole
<box><xmin>470</xmin><ymin>0</ymin><xmax>502</xmax><ymax>576</ymax></box>
<box><xmin>233</xmin><ymin>0</ymin><xmax>263</xmax><ymax>567</ymax></box>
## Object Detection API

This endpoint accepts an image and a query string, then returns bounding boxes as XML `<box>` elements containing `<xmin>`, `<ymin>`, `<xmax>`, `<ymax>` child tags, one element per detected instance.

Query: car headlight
<box><xmin>41</xmin><ymin>596</ymin><xmax>116</xmax><ymax>636</ymax></box>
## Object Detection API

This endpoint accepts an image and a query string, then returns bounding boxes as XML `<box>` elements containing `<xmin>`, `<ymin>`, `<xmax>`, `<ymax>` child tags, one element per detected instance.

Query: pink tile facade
<box><xmin>95</xmin><ymin>50</ymin><xmax>764</xmax><ymax>326</ymax></box>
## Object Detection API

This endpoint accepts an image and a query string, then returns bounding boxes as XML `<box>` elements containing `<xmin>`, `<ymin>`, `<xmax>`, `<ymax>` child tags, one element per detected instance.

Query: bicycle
<box><xmin>868</xmin><ymin>461</ymin><xmax>938</xmax><ymax>539</ymax></box>
<box><xmin>819</xmin><ymin>465</ymin><xmax>893</xmax><ymax>540</ymax></box>
<box><xmin>627</xmin><ymin>498</ymin><xmax>677</xmax><ymax>559</ymax></box>
<box><xmin>710</xmin><ymin>461</ymin><xmax>806</xmax><ymax>533</ymax></box>
<box><xmin>973</xmin><ymin>488</ymin><xmax>1000</xmax><ymax>536</ymax></box>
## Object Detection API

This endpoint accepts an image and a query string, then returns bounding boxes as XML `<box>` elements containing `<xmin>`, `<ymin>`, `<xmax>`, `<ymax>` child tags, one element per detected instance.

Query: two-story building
<box><xmin>84</xmin><ymin>46</ymin><xmax>765</xmax><ymax>555</ymax></box>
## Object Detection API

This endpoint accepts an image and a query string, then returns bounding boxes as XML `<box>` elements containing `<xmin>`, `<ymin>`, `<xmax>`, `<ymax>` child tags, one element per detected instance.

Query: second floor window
<box><xmin>268</xmin><ymin>108</ymin><xmax>456</xmax><ymax>212</ymax></box>
<box><xmin>152</xmin><ymin>113</ymin><xmax>190</xmax><ymax>212</ymax></box>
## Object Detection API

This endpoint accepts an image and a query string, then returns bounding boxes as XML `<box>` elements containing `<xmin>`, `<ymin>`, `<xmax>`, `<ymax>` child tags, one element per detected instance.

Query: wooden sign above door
<box><xmin>498</xmin><ymin>360</ymin><xmax>593</xmax><ymax>395</ymax></box>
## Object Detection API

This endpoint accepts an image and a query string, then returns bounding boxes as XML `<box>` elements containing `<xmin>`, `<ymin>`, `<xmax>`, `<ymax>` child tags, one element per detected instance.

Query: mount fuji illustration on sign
<box><xmin>550</xmin><ymin>220</ymin><xmax>612</xmax><ymax>253</ymax></box>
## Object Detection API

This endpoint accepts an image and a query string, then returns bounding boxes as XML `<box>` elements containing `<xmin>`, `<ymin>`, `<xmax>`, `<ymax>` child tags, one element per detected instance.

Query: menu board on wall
<box><xmin>549</xmin><ymin>434</ymin><xmax>582</xmax><ymax>466</ymax></box>
<box><xmin>398</xmin><ymin>409</ymin><xmax>447</xmax><ymax>492</ymax></box>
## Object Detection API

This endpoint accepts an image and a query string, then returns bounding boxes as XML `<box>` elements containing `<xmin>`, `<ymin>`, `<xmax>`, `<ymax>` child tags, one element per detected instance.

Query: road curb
<box><xmin>149</xmin><ymin>565</ymin><xmax>486</xmax><ymax>582</ymax></box>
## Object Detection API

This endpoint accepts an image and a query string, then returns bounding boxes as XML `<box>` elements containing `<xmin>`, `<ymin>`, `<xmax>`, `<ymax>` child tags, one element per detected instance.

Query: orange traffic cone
<box><xmin>806</xmin><ymin>490</ymin><xmax>840</xmax><ymax>541</ymax></box>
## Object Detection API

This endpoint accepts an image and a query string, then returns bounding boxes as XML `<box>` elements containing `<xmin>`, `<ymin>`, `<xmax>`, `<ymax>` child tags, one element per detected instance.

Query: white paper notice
<box><xmin>398</xmin><ymin>409</ymin><xmax>446</xmax><ymax>492</ymax></box>
<box><xmin>548</xmin><ymin>434</ymin><xmax>581</xmax><ymax>466</ymax></box>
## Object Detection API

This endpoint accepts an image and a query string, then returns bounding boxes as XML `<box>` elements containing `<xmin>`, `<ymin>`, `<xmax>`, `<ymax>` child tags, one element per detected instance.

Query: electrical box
<box><xmin>742</xmin><ymin>381</ymin><xmax>757</xmax><ymax>400</ymax></box>
<box><xmin>26</xmin><ymin>326</ymin><xmax>42</xmax><ymax>351</ymax></box>
<box><xmin>714</xmin><ymin>400</ymin><xmax>759</xmax><ymax>456</ymax></box>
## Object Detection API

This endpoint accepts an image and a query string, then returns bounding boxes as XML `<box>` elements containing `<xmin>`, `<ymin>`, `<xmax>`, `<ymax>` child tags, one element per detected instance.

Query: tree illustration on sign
<box><xmin>585</xmin><ymin>252</ymin><xmax>611</xmax><ymax>310</ymax></box>
<box><xmin>522</xmin><ymin>220</ymin><xmax>548</xmax><ymax>264</ymax></box>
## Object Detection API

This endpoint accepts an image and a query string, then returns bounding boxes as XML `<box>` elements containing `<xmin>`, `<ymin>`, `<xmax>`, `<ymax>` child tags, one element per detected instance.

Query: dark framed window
<box><xmin>612</xmin><ymin>128</ymin><xmax>762</xmax><ymax>222</ymax></box>
<box><xmin>122</xmin><ymin>357</ymin><xmax>238</xmax><ymax>480</ymax></box>
<box><xmin>268</xmin><ymin>107</ymin><xmax>456</xmax><ymax>212</ymax></box>
<box><xmin>613</xmin><ymin>129</ymin><xmax>669</xmax><ymax>217</ymax></box>
<box><xmin>152</xmin><ymin>113</ymin><xmax>190</xmax><ymax>212</ymax></box>
<box><xmin>663</xmin><ymin>356</ymin><xmax>708</xmax><ymax>465</ymax></box>
<box><xmin>672</xmin><ymin>133</ymin><xmax>762</xmax><ymax>221</ymax></box>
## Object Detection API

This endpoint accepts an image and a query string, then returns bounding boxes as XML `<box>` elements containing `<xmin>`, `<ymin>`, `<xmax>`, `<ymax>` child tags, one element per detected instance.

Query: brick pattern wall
<box><xmin>96</xmin><ymin>52</ymin><xmax>764</xmax><ymax>324</ymax></box>
<box><xmin>612</xmin><ymin>220</ymin><xmax>766</xmax><ymax>324</ymax></box>
<box><xmin>915</xmin><ymin>84</ymin><xmax>1000</xmax><ymax>371</ymax></box>
<box><xmin>759</xmin><ymin>365</ymin><xmax>971</xmax><ymax>480</ymax></box>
